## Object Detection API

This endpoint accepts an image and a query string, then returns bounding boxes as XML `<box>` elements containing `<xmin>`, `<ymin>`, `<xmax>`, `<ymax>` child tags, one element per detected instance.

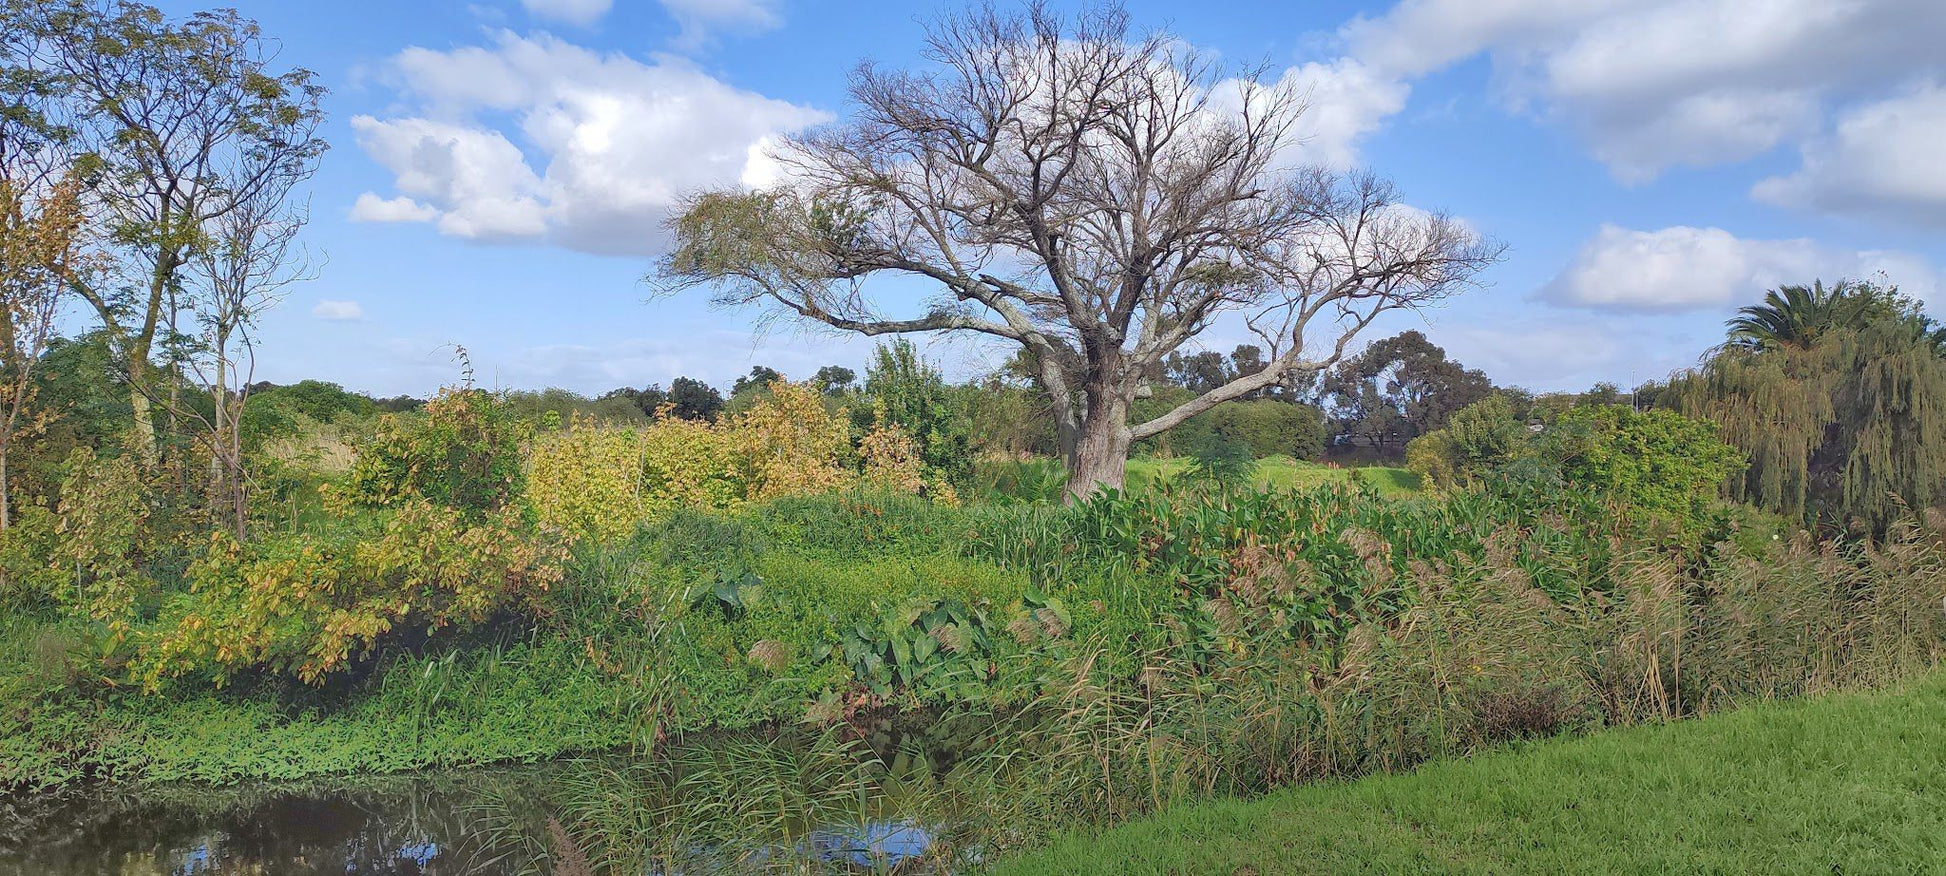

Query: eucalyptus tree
<box><xmin>3</xmin><ymin>0</ymin><xmax>326</xmax><ymax>460</ymax></box>
<box><xmin>657</xmin><ymin>4</ymin><xmax>1500</xmax><ymax>497</ymax></box>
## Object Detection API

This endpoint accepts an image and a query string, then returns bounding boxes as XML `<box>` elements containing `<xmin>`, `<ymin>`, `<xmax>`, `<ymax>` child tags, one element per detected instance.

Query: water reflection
<box><xmin>0</xmin><ymin>718</ymin><xmax>985</xmax><ymax>875</ymax></box>
<box><xmin>0</xmin><ymin>770</ymin><xmax>559</xmax><ymax>875</ymax></box>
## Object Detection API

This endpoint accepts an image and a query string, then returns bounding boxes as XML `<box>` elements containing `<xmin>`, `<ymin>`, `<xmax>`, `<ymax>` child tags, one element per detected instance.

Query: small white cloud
<box><xmin>521</xmin><ymin>0</ymin><xmax>612</xmax><ymax>27</ymax></box>
<box><xmin>1541</xmin><ymin>224</ymin><xmax>1940</xmax><ymax>313</ymax></box>
<box><xmin>660</xmin><ymin>0</ymin><xmax>781</xmax><ymax>51</ymax></box>
<box><xmin>349</xmin><ymin>193</ymin><xmax>439</xmax><ymax>224</ymax></box>
<box><xmin>1753</xmin><ymin>83</ymin><xmax>1946</xmax><ymax>228</ymax></box>
<box><xmin>312</xmin><ymin>300</ymin><xmax>366</xmax><ymax>321</ymax></box>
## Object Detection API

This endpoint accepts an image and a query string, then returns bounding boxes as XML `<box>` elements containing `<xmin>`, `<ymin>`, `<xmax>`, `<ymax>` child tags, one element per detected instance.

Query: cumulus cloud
<box><xmin>350</xmin><ymin>32</ymin><xmax>828</xmax><ymax>255</ymax></box>
<box><xmin>1540</xmin><ymin>224</ymin><xmax>1941</xmax><ymax>313</ymax></box>
<box><xmin>1273</xmin><ymin>59</ymin><xmax>1410</xmax><ymax>169</ymax></box>
<box><xmin>520</xmin><ymin>0</ymin><xmax>611</xmax><ymax>27</ymax></box>
<box><xmin>312</xmin><ymin>300</ymin><xmax>366</xmax><ymax>321</ymax></box>
<box><xmin>1753</xmin><ymin>83</ymin><xmax>1946</xmax><ymax>228</ymax></box>
<box><xmin>1336</xmin><ymin>0</ymin><xmax>1946</xmax><ymax>183</ymax></box>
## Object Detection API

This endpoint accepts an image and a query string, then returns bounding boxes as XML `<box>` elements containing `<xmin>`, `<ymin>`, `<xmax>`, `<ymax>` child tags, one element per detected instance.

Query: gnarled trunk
<box><xmin>1063</xmin><ymin>384</ymin><xmax>1131</xmax><ymax>500</ymax></box>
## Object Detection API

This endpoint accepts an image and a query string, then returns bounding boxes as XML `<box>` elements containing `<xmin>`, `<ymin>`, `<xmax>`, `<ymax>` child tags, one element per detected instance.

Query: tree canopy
<box><xmin>656</xmin><ymin>3</ymin><xmax>1499</xmax><ymax>497</ymax></box>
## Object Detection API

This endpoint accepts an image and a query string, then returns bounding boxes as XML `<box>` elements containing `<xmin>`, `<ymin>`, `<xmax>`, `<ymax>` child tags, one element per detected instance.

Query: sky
<box><xmin>144</xmin><ymin>0</ymin><xmax>1946</xmax><ymax>397</ymax></box>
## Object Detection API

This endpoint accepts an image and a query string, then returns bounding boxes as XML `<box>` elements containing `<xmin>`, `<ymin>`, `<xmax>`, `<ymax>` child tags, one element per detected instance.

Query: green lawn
<box><xmin>1124</xmin><ymin>456</ymin><xmax>1421</xmax><ymax>497</ymax></box>
<box><xmin>995</xmin><ymin>671</ymin><xmax>1946</xmax><ymax>875</ymax></box>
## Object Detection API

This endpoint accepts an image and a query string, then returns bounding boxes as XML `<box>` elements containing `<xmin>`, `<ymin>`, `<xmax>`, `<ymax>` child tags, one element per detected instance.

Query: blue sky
<box><xmin>152</xmin><ymin>0</ymin><xmax>1946</xmax><ymax>397</ymax></box>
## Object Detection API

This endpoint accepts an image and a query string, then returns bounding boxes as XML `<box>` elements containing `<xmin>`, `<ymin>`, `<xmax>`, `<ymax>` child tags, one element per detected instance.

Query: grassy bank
<box><xmin>998</xmin><ymin>670</ymin><xmax>1946</xmax><ymax>875</ymax></box>
<box><xmin>1123</xmin><ymin>456</ymin><xmax>1420</xmax><ymax>496</ymax></box>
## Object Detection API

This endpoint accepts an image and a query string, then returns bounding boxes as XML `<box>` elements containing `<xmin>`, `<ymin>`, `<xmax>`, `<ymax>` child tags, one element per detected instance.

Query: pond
<box><xmin>0</xmin><ymin>721</ymin><xmax>982</xmax><ymax>875</ymax></box>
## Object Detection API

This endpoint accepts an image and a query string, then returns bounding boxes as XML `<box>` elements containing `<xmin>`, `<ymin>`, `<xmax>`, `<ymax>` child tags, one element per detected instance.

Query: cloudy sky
<box><xmin>160</xmin><ymin>0</ymin><xmax>1946</xmax><ymax>396</ymax></box>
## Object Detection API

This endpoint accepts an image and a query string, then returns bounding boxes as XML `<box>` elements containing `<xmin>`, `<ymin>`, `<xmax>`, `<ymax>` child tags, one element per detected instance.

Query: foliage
<box><xmin>1672</xmin><ymin>284</ymin><xmax>1946</xmax><ymax>530</ymax></box>
<box><xmin>1405</xmin><ymin>393</ymin><xmax>1527</xmax><ymax>490</ymax></box>
<box><xmin>864</xmin><ymin>340</ymin><xmax>975</xmax><ymax>486</ymax></box>
<box><xmin>132</xmin><ymin>498</ymin><xmax>567</xmax><ymax>687</ymax></box>
<box><xmin>1542</xmin><ymin>405</ymin><xmax>1744</xmax><ymax>533</ymax></box>
<box><xmin>732</xmin><ymin>380</ymin><xmax>856</xmax><ymax>500</ymax></box>
<box><xmin>349</xmin><ymin>387</ymin><xmax>528</xmax><ymax>516</ymax></box>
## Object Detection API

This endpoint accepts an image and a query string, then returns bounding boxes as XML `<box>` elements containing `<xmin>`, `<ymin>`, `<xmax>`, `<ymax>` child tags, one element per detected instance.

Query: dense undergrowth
<box><xmin>5</xmin><ymin>469</ymin><xmax>1942</xmax><ymax>870</ymax></box>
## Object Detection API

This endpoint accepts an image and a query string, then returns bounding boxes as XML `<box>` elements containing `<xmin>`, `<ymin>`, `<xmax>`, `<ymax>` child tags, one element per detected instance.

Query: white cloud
<box><xmin>348</xmin><ymin>193</ymin><xmax>440</xmax><ymax>224</ymax></box>
<box><xmin>312</xmin><ymin>300</ymin><xmax>366</xmax><ymax>321</ymax></box>
<box><xmin>1540</xmin><ymin>224</ymin><xmax>1940</xmax><ymax>313</ymax></box>
<box><xmin>660</xmin><ymin>0</ymin><xmax>781</xmax><ymax>50</ymax></box>
<box><xmin>352</xmin><ymin>32</ymin><xmax>829</xmax><ymax>255</ymax></box>
<box><xmin>1336</xmin><ymin>0</ymin><xmax>1946</xmax><ymax>182</ymax></box>
<box><xmin>520</xmin><ymin>0</ymin><xmax>611</xmax><ymax>27</ymax></box>
<box><xmin>1274</xmin><ymin>59</ymin><xmax>1410</xmax><ymax>169</ymax></box>
<box><xmin>1753</xmin><ymin>83</ymin><xmax>1946</xmax><ymax>228</ymax></box>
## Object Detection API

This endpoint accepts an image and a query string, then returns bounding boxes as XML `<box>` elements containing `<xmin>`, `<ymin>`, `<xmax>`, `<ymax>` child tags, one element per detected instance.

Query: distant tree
<box><xmin>599</xmin><ymin>385</ymin><xmax>669</xmax><ymax>418</ymax></box>
<box><xmin>1321</xmin><ymin>331</ymin><xmax>1493</xmax><ymax>450</ymax></box>
<box><xmin>657</xmin><ymin>4</ymin><xmax>1498</xmax><ymax>497</ymax></box>
<box><xmin>668</xmin><ymin>376</ymin><xmax>724</xmax><ymax>421</ymax></box>
<box><xmin>731</xmin><ymin>365</ymin><xmax>784</xmax><ymax>397</ymax></box>
<box><xmin>813</xmin><ymin>365</ymin><xmax>857</xmax><ymax>395</ymax></box>
<box><xmin>1164</xmin><ymin>350</ymin><xmax>1231</xmax><ymax>394</ymax></box>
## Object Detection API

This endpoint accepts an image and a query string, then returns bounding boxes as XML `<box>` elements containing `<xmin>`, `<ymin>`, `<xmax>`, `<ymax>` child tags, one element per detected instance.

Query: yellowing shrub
<box><xmin>528</xmin><ymin>383</ymin><xmax>873</xmax><ymax>542</ymax></box>
<box><xmin>731</xmin><ymin>381</ymin><xmax>856</xmax><ymax>501</ymax></box>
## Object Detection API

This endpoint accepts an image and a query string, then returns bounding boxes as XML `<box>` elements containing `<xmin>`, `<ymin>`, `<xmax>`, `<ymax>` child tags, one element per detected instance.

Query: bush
<box><xmin>131</xmin><ymin>497</ymin><xmax>567</xmax><ymax>687</ymax></box>
<box><xmin>1209</xmin><ymin>400</ymin><xmax>1327</xmax><ymax>460</ymax></box>
<box><xmin>349</xmin><ymin>388</ymin><xmax>527</xmax><ymax>515</ymax></box>
<box><xmin>1541</xmin><ymin>405</ymin><xmax>1745</xmax><ymax>533</ymax></box>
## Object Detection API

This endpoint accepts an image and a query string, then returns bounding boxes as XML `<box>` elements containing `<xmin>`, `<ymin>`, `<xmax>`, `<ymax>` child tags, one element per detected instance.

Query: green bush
<box><xmin>349</xmin><ymin>387</ymin><xmax>528</xmax><ymax>516</ymax></box>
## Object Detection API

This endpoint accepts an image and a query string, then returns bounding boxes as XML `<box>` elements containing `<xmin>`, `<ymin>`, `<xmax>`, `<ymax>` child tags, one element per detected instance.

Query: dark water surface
<box><xmin>0</xmin><ymin>768</ymin><xmax>564</xmax><ymax>875</ymax></box>
<box><xmin>0</xmin><ymin>722</ymin><xmax>971</xmax><ymax>875</ymax></box>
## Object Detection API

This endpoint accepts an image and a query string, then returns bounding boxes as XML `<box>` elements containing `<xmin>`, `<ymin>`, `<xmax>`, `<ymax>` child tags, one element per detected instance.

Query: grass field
<box><xmin>1124</xmin><ymin>455</ymin><xmax>1421</xmax><ymax>497</ymax></box>
<box><xmin>995</xmin><ymin>671</ymin><xmax>1946</xmax><ymax>875</ymax></box>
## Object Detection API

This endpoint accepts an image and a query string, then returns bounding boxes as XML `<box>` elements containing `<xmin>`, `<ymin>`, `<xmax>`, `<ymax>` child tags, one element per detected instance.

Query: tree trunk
<box><xmin>1064</xmin><ymin>386</ymin><xmax>1131</xmax><ymax>500</ymax></box>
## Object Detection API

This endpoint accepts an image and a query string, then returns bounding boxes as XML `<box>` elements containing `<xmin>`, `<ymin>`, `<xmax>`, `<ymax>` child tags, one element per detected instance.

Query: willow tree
<box><xmin>656</xmin><ymin>4</ymin><xmax>1500</xmax><ymax>497</ymax></box>
<box><xmin>1673</xmin><ymin>282</ymin><xmax>1946</xmax><ymax>530</ymax></box>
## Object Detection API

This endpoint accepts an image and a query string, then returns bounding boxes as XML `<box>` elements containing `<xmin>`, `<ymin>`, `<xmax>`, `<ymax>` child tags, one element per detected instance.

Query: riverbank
<box><xmin>997</xmin><ymin>670</ymin><xmax>1946</xmax><ymax>874</ymax></box>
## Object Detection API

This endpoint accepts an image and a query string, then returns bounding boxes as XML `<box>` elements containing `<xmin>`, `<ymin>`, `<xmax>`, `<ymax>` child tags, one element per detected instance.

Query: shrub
<box><xmin>1209</xmin><ymin>400</ymin><xmax>1327</xmax><ymax>460</ymax></box>
<box><xmin>1541</xmin><ymin>405</ymin><xmax>1745</xmax><ymax>533</ymax></box>
<box><xmin>349</xmin><ymin>388</ymin><xmax>527</xmax><ymax>515</ymax></box>
<box><xmin>131</xmin><ymin>497</ymin><xmax>568</xmax><ymax>687</ymax></box>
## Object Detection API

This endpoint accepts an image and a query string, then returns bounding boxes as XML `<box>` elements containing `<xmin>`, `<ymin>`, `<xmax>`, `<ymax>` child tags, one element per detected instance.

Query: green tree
<box><xmin>1674</xmin><ymin>281</ymin><xmax>1946</xmax><ymax>529</ymax></box>
<box><xmin>865</xmin><ymin>340</ymin><xmax>972</xmax><ymax>485</ymax></box>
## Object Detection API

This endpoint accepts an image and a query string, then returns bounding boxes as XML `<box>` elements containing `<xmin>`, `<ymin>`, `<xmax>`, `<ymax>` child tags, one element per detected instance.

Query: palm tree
<box><xmin>1725</xmin><ymin>280</ymin><xmax>1899</xmax><ymax>351</ymax></box>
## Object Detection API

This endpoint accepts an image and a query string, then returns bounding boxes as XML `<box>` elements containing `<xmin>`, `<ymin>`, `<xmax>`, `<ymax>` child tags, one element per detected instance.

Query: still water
<box><xmin>0</xmin><ymin>726</ymin><xmax>964</xmax><ymax>875</ymax></box>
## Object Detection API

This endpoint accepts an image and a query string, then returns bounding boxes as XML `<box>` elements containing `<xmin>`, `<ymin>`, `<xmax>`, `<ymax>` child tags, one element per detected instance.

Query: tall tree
<box><xmin>5</xmin><ymin>0</ymin><xmax>326</xmax><ymax>460</ymax></box>
<box><xmin>178</xmin><ymin>176</ymin><xmax>313</xmax><ymax>539</ymax></box>
<box><xmin>657</xmin><ymin>4</ymin><xmax>1499</xmax><ymax>496</ymax></box>
<box><xmin>1675</xmin><ymin>280</ymin><xmax>1946</xmax><ymax>530</ymax></box>
<box><xmin>1320</xmin><ymin>330</ymin><xmax>1492</xmax><ymax>449</ymax></box>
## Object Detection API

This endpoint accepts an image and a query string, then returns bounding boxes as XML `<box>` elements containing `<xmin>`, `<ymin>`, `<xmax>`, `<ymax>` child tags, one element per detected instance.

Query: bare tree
<box><xmin>179</xmin><ymin>184</ymin><xmax>312</xmax><ymax>540</ymax></box>
<box><xmin>657</xmin><ymin>3</ymin><xmax>1501</xmax><ymax>497</ymax></box>
<box><xmin>4</xmin><ymin>0</ymin><xmax>326</xmax><ymax>462</ymax></box>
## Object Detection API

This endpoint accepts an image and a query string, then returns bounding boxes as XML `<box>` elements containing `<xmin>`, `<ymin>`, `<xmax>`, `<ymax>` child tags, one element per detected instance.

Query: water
<box><xmin>0</xmin><ymin>722</ymin><xmax>975</xmax><ymax>875</ymax></box>
<box><xmin>0</xmin><ymin>769</ymin><xmax>562</xmax><ymax>875</ymax></box>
